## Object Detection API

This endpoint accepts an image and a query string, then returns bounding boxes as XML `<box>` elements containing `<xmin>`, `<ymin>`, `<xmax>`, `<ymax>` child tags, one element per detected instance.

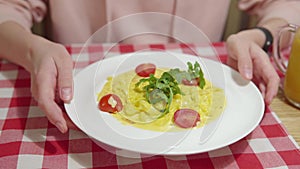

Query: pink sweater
<box><xmin>0</xmin><ymin>0</ymin><xmax>299</xmax><ymax>44</ymax></box>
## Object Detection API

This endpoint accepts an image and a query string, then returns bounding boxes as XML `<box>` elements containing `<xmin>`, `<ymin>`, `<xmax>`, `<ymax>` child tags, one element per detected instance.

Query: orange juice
<box><xmin>284</xmin><ymin>28</ymin><xmax>300</xmax><ymax>106</ymax></box>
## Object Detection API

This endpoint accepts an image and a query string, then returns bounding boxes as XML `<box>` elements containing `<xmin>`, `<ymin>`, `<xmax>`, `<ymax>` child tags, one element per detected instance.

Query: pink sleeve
<box><xmin>238</xmin><ymin>0</ymin><xmax>300</xmax><ymax>26</ymax></box>
<box><xmin>0</xmin><ymin>0</ymin><xmax>47</xmax><ymax>32</ymax></box>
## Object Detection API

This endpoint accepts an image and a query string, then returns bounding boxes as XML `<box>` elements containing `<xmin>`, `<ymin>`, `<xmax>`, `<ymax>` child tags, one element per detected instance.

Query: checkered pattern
<box><xmin>0</xmin><ymin>43</ymin><xmax>299</xmax><ymax>169</ymax></box>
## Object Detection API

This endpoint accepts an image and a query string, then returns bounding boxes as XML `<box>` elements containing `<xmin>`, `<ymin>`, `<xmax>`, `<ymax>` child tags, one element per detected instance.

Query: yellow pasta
<box><xmin>97</xmin><ymin>68</ymin><xmax>226</xmax><ymax>132</ymax></box>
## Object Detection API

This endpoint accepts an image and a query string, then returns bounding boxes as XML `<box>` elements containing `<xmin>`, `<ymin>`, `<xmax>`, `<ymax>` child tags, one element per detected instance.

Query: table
<box><xmin>1</xmin><ymin>42</ymin><xmax>299</xmax><ymax>169</ymax></box>
<box><xmin>271</xmin><ymin>89</ymin><xmax>300</xmax><ymax>145</ymax></box>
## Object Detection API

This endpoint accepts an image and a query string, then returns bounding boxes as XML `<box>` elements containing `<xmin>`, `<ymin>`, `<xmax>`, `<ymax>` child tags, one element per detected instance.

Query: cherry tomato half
<box><xmin>135</xmin><ymin>63</ymin><xmax>156</xmax><ymax>77</ymax></box>
<box><xmin>98</xmin><ymin>94</ymin><xmax>123</xmax><ymax>113</ymax></box>
<box><xmin>182</xmin><ymin>78</ymin><xmax>199</xmax><ymax>86</ymax></box>
<box><xmin>173</xmin><ymin>109</ymin><xmax>200</xmax><ymax>128</ymax></box>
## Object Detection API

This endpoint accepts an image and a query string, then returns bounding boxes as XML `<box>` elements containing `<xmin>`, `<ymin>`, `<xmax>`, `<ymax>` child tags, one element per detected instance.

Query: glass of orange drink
<box><xmin>273</xmin><ymin>24</ymin><xmax>300</xmax><ymax>109</ymax></box>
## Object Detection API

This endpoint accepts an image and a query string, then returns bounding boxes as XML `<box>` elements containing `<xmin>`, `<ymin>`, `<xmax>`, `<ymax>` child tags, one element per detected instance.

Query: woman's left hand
<box><xmin>226</xmin><ymin>29</ymin><xmax>280</xmax><ymax>105</ymax></box>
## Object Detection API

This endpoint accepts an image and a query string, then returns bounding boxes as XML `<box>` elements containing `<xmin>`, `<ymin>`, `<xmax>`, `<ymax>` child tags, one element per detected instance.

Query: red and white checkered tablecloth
<box><xmin>0</xmin><ymin>42</ymin><xmax>299</xmax><ymax>169</ymax></box>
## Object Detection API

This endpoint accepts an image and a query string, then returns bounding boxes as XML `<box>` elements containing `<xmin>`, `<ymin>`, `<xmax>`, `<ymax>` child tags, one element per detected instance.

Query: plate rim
<box><xmin>65</xmin><ymin>51</ymin><xmax>265</xmax><ymax>155</ymax></box>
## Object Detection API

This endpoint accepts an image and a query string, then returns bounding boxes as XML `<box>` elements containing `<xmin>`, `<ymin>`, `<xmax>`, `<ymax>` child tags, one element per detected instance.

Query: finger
<box><xmin>35</xmin><ymin>61</ymin><xmax>68</xmax><ymax>133</ymax></box>
<box><xmin>54</xmin><ymin>45</ymin><xmax>74</xmax><ymax>103</ymax></box>
<box><xmin>250</xmin><ymin>45</ymin><xmax>280</xmax><ymax>104</ymax></box>
<box><xmin>41</xmin><ymin>98</ymin><xmax>68</xmax><ymax>133</ymax></box>
<box><xmin>236</xmin><ymin>50</ymin><xmax>253</xmax><ymax>80</ymax></box>
<box><xmin>62</xmin><ymin>113</ymin><xmax>80</xmax><ymax>131</ymax></box>
<box><xmin>258</xmin><ymin>82</ymin><xmax>266</xmax><ymax>99</ymax></box>
<box><xmin>264</xmin><ymin>72</ymin><xmax>280</xmax><ymax>105</ymax></box>
<box><xmin>252</xmin><ymin>75</ymin><xmax>267</xmax><ymax>99</ymax></box>
<box><xmin>257</xmin><ymin>76</ymin><xmax>278</xmax><ymax>105</ymax></box>
<box><xmin>226</xmin><ymin>39</ymin><xmax>253</xmax><ymax>80</ymax></box>
<box><xmin>226</xmin><ymin>57</ymin><xmax>238</xmax><ymax>71</ymax></box>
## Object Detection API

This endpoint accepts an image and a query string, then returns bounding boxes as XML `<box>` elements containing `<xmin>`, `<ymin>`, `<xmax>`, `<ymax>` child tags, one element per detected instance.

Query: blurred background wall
<box><xmin>31</xmin><ymin>0</ymin><xmax>257</xmax><ymax>42</ymax></box>
<box><xmin>222</xmin><ymin>0</ymin><xmax>257</xmax><ymax>40</ymax></box>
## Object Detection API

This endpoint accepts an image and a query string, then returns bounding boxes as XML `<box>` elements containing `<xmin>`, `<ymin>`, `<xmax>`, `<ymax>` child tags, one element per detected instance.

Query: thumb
<box><xmin>54</xmin><ymin>45</ymin><xmax>74</xmax><ymax>102</ymax></box>
<box><xmin>237</xmin><ymin>49</ymin><xmax>253</xmax><ymax>80</ymax></box>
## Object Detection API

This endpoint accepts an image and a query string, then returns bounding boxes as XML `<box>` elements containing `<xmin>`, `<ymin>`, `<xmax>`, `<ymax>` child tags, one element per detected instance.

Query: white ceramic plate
<box><xmin>65</xmin><ymin>51</ymin><xmax>264</xmax><ymax>155</ymax></box>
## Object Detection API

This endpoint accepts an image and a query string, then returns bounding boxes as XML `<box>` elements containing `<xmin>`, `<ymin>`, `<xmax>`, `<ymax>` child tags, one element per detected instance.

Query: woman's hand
<box><xmin>29</xmin><ymin>35</ymin><xmax>77</xmax><ymax>133</ymax></box>
<box><xmin>226</xmin><ymin>29</ymin><xmax>280</xmax><ymax>105</ymax></box>
<box><xmin>0</xmin><ymin>22</ymin><xmax>78</xmax><ymax>133</ymax></box>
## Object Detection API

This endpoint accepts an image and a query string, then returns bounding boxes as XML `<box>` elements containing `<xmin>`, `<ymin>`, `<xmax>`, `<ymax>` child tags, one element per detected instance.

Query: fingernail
<box><xmin>55</xmin><ymin>121</ymin><xmax>67</xmax><ymax>133</ymax></box>
<box><xmin>61</xmin><ymin>87</ymin><xmax>71</xmax><ymax>101</ymax></box>
<box><xmin>244</xmin><ymin>68</ymin><xmax>252</xmax><ymax>79</ymax></box>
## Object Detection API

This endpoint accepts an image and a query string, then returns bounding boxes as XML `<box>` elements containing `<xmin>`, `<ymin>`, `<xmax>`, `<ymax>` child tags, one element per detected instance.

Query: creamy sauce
<box><xmin>97</xmin><ymin>68</ymin><xmax>226</xmax><ymax>132</ymax></box>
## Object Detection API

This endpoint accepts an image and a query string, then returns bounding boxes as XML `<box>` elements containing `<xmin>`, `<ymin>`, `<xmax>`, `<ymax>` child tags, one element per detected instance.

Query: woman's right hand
<box><xmin>28</xmin><ymin>35</ymin><xmax>76</xmax><ymax>133</ymax></box>
<box><xmin>0</xmin><ymin>21</ymin><xmax>77</xmax><ymax>133</ymax></box>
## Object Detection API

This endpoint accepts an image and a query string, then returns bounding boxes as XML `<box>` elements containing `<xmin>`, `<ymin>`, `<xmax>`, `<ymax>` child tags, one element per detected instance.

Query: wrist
<box><xmin>23</xmin><ymin>34</ymin><xmax>37</xmax><ymax>72</ymax></box>
<box><xmin>26</xmin><ymin>34</ymin><xmax>54</xmax><ymax>73</ymax></box>
<box><xmin>254</xmin><ymin>27</ymin><xmax>273</xmax><ymax>53</ymax></box>
<box><xmin>235</xmin><ymin>29</ymin><xmax>266</xmax><ymax>47</ymax></box>
<box><xmin>0</xmin><ymin>22</ymin><xmax>35</xmax><ymax>72</ymax></box>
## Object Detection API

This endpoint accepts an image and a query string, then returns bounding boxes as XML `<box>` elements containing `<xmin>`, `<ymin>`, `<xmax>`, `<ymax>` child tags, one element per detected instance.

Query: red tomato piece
<box><xmin>182</xmin><ymin>78</ymin><xmax>199</xmax><ymax>86</ymax></box>
<box><xmin>98</xmin><ymin>94</ymin><xmax>123</xmax><ymax>113</ymax></box>
<box><xmin>135</xmin><ymin>63</ymin><xmax>156</xmax><ymax>77</ymax></box>
<box><xmin>173</xmin><ymin>109</ymin><xmax>200</xmax><ymax>128</ymax></box>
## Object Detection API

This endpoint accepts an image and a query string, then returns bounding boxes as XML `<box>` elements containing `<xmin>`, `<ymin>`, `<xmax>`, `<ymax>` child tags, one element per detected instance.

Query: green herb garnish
<box><xmin>187</xmin><ymin>61</ymin><xmax>206</xmax><ymax>89</ymax></box>
<box><xmin>135</xmin><ymin>61</ymin><xmax>205</xmax><ymax>115</ymax></box>
<box><xmin>135</xmin><ymin>72</ymin><xmax>181</xmax><ymax>114</ymax></box>
<box><xmin>167</xmin><ymin>61</ymin><xmax>205</xmax><ymax>89</ymax></box>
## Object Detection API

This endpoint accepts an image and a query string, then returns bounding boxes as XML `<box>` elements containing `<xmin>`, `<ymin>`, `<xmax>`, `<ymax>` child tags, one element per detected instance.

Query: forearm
<box><xmin>238</xmin><ymin>0</ymin><xmax>300</xmax><ymax>47</ymax></box>
<box><xmin>259</xmin><ymin>18</ymin><xmax>291</xmax><ymax>46</ymax></box>
<box><xmin>232</xmin><ymin>18</ymin><xmax>289</xmax><ymax>51</ymax></box>
<box><xmin>0</xmin><ymin>21</ymin><xmax>34</xmax><ymax>71</ymax></box>
<box><xmin>258</xmin><ymin>18</ymin><xmax>287</xmax><ymax>35</ymax></box>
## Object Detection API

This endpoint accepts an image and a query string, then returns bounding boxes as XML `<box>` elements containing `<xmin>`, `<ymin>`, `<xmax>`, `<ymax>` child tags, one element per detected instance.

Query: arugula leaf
<box><xmin>135</xmin><ymin>72</ymin><xmax>182</xmax><ymax>114</ymax></box>
<box><xmin>187</xmin><ymin>61</ymin><xmax>206</xmax><ymax>89</ymax></box>
<box><xmin>135</xmin><ymin>61</ymin><xmax>206</xmax><ymax>116</ymax></box>
<box><xmin>148</xmin><ymin>89</ymin><xmax>168</xmax><ymax>112</ymax></box>
<box><xmin>168</xmin><ymin>68</ymin><xmax>192</xmax><ymax>84</ymax></box>
<box><xmin>168</xmin><ymin>62</ymin><xmax>205</xmax><ymax>89</ymax></box>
